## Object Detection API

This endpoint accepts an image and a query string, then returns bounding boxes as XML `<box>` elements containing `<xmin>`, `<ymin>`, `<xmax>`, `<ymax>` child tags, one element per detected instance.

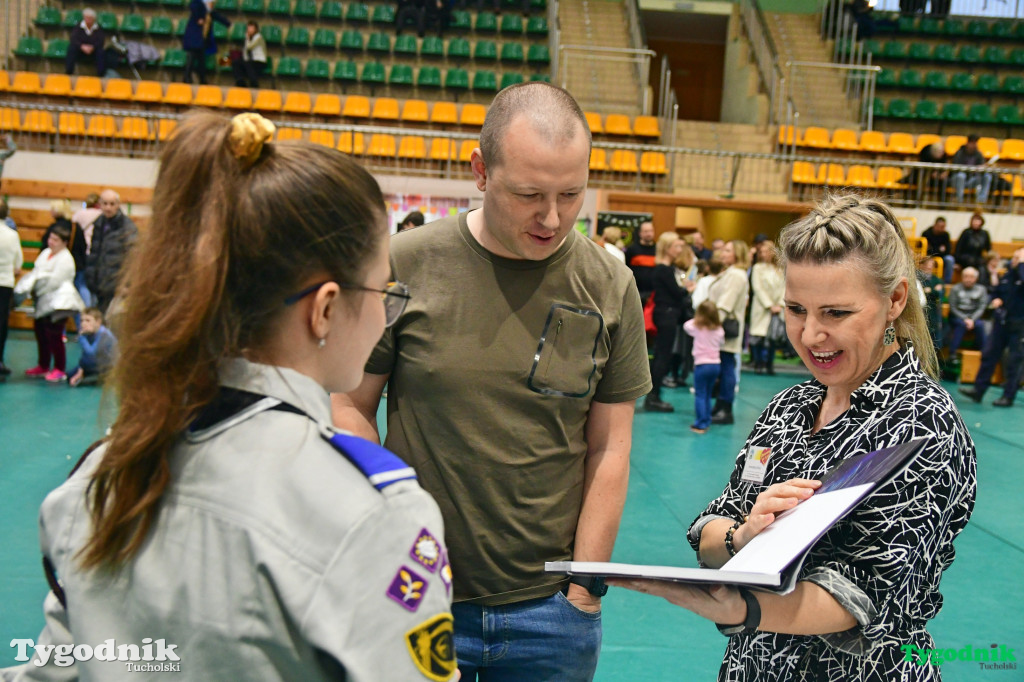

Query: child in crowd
<box><xmin>690</xmin><ymin>257</ymin><xmax>721</xmax><ymax>309</ymax></box>
<box><xmin>67</xmin><ymin>307</ymin><xmax>118</xmax><ymax>387</ymax></box>
<box><xmin>684</xmin><ymin>300</ymin><xmax>725</xmax><ymax>434</ymax></box>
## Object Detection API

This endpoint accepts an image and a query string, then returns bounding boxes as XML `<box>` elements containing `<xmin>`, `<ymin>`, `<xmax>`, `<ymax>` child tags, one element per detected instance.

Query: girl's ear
<box><xmin>309</xmin><ymin>282</ymin><xmax>341</xmax><ymax>342</ymax></box>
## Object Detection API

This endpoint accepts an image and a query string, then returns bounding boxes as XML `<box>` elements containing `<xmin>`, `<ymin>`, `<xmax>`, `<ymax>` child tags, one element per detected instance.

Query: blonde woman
<box><xmin>707</xmin><ymin>239</ymin><xmax>750</xmax><ymax>424</ymax></box>
<box><xmin>645</xmin><ymin>231</ymin><xmax>690</xmax><ymax>412</ymax></box>
<box><xmin>600</xmin><ymin>226</ymin><xmax>626</xmax><ymax>264</ymax></box>
<box><xmin>749</xmin><ymin>240</ymin><xmax>785</xmax><ymax>375</ymax></box>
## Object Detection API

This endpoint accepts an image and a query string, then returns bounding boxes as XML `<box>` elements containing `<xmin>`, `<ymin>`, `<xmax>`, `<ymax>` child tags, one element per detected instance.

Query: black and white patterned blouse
<box><xmin>688</xmin><ymin>343</ymin><xmax>977</xmax><ymax>682</ymax></box>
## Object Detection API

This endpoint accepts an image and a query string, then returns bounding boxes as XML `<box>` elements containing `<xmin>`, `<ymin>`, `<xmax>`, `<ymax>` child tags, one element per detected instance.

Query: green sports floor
<box><xmin>1</xmin><ymin>330</ymin><xmax>1021</xmax><ymax>680</ymax></box>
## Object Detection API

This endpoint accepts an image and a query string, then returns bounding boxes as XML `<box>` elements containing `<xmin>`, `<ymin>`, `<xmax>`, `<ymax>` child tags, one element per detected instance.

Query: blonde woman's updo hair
<box><xmin>778</xmin><ymin>193</ymin><xmax>937</xmax><ymax>379</ymax></box>
<box><xmin>51</xmin><ymin>199</ymin><xmax>73</xmax><ymax>221</ymax></box>
<box><xmin>655</xmin><ymin>230</ymin><xmax>680</xmax><ymax>260</ymax></box>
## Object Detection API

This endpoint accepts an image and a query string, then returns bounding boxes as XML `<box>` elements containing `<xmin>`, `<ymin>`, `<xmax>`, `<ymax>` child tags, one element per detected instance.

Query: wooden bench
<box><xmin>959</xmin><ymin>350</ymin><xmax>1004</xmax><ymax>385</ymax></box>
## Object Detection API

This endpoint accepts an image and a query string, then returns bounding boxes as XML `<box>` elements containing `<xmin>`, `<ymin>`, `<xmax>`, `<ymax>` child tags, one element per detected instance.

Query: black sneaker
<box><xmin>661</xmin><ymin>377</ymin><xmax>678</xmax><ymax>388</ymax></box>
<box><xmin>993</xmin><ymin>397</ymin><xmax>1014</xmax><ymax>407</ymax></box>
<box><xmin>958</xmin><ymin>387</ymin><xmax>982</xmax><ymax>403</ymax></box>
<box><xmin>0</xmin><ymin>362</ymin><xmax>11</xmax><ymax>376</ymax></box>
<box><xmin>644</xmin><ymin>398</ymin><xmax>675</xmax><ymax>413</ymax></box>
<box><xmin>710</xmin><ymin>409</ymin><xmax>734</xmax><ymax>425</ymax></box>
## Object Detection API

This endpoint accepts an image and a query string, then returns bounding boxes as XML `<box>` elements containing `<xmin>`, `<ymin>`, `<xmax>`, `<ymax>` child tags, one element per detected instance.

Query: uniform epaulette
<box><xmin>321</xmin><ymin>431</ymin><xmax>418</xmax><ymax>492</ymax></box>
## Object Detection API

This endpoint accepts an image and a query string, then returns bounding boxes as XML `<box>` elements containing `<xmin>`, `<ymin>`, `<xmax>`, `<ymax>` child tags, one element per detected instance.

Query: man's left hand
<box><xmin>566</xmin><ymin>583</ymin><xmax>601</xmax><ymax>613</ymax></box>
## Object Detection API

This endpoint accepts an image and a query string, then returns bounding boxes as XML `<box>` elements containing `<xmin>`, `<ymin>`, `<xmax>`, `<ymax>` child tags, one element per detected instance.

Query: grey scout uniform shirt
<box><xmin>2</xmin><ymin>360</ymin><xmax>455</xmax><ymax>682</ymax></box>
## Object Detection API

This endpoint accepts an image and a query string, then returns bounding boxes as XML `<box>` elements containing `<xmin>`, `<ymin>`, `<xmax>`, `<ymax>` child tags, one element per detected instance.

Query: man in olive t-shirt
<box><xmin>333</xmin><ymin>82</ymin><xmax>651</xmax><ymax>681</ymax></box>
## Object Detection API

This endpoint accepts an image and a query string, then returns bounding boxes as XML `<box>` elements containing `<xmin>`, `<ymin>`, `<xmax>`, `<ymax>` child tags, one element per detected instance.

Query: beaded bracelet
<box><xmin>724</xmin><ymin>519</ymin><xmax>742</xmax><ymax>557</ymax></box>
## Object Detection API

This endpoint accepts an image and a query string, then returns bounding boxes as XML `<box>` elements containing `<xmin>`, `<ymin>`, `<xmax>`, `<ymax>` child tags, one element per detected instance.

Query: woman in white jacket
<box><xmin>749</xmin><ymin>240</ymin><xmax>785</xmax><ymax>375</ymax></box>
<box><xmin>17</xmin><ymin>223</ymin><xmax>83</xmax><ymax>381</ymax></box>
<box><xmin>707</xmin><ymin>240</ymin><xmax>750</xmax><ymax>424</ymax></box>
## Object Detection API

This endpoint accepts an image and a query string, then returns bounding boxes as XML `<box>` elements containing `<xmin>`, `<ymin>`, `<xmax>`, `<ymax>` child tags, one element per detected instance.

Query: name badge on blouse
<box><xmin>740</xmin><ymin>445</ymin><xmax>773</xmax><ymax>484</ymax></box>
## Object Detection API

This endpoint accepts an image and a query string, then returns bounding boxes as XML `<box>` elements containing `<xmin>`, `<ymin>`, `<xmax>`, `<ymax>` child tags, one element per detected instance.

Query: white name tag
<box><xmin>740</xmin><ymin>445</ymin><xmax>773</xmax><ymax>484</ymax></box>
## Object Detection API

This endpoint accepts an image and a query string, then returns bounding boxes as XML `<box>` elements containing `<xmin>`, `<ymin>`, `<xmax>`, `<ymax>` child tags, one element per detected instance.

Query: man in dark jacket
<box><xmin>952</xmin><ymin>134</ymin><xmax>992</xmax><ymax>204</ymax></box>
<box><xmin>65</xmin><ymin>8</ymin><xmax>106</xmax><ymax>76</ymax></box>
<box><xmin>86</xmin><ymin>190</ymin><xmax>138</xmax><ymax>315</ymax></box>
<box><xmin>183</xmin><ymin>0</ymin><xmax>230</xmax><ymax>85</ymax></box>
<box><xmin>955</xmin><ymin>212</ymin><xmax>992</xmax><ymax>271</ymax></box>
<box><xmin>921</xmin><ymin>216</ymin><xmax>954</xmax><ymax>283</ymax></box>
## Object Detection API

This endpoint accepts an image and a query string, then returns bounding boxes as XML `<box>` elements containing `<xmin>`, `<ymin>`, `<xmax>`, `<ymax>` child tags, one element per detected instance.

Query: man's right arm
<box><xmin>332</xmin><ymin>372</ymin><xmax>390</xmax><ymax>444</ymax></box>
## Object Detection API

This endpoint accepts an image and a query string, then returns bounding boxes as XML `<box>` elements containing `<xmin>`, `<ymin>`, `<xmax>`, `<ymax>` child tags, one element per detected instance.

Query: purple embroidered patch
<box><xmin>387</xmin><ymin>566</ymin><xmax>429</xmax><ymax>612</ymax></box>
<box><xmin>409</xmin><ymin>528</ymin><xmax>442</xmax><ymax>572</ymax></box>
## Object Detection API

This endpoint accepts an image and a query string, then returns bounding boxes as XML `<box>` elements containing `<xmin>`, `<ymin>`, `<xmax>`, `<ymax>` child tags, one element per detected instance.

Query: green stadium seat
<box><xmin>914</xmin><ymin>99</ymin><xmax>941</xmax><ymax>120</ymax></box>
<box><xmin>162</xmin><ymin>48</ymin><xmax>188</xmax><ymax>69</ymax></box>
<box><xmin>475</xmin><ymin>12</ymin><xmax>498</xmax><ymax>33</ymax></box>
<box><xmin>977</xmin><ymin>73</ymin><xmax>1000</xmax><ymax>94</ymax></box>
<box><xmin>420</xmin><ymin>36</ymin><xmax>444</xmax><ymax>58</ymax></box>
<box><xmin>996</xmin><ymin>105</ymin><xmax>1023</xmax><ymax>125</ymax></box>
<box><xmin>14</xmin><ymin>36</ymin><xmax>43</xmax><ymax>58</ymax></box>
<box><xmin>44</xmin><ymin>39</ymin><xmax>69</xmax><ymax>61</ymax></box>
<box><xmin>873</xmin><ymin>97</ymin><xmax>886</xmax><ymax>117</ymax></box>
<box><xmin>876</xmin><ymin>68</ymin><xmax>897</xmax><ymax>87</ymax></box>
<box><xmin>394</xmin><ymin>34</ymin><xmax>418</xmax><ymax>56</ymax></box>
<box><xmin>263</xmin><ymin>24</ymin><xmax>283</xmax><ymax>45</ymax></box>
<box><xmin>897</xmin><ymin>69</ymin><xmax>922</xmax><ymax>88</ymax></box>
<box><xmin>500</xmin><ymin>14</ymin><xmax>523</xmax><ymax>35</ymax></box>
<box><xmin>445</xmin><ymin>67</ymin><xmax>469</xmax><ymax>91</ymax></box>
<box><xmin>372</xmin><ymin>4</ymin><xmax>396</xmax><ymax>24</ymax></box>
<box><xmin>34</xmin><ymin>6</ymin><xmax>61</xmax><ymax>28</ymax></box>
<box><xmin>527</xmin><ymin>17</ymin><xmax>548</xmax><ymax>36</ymax></box>
<box><xmin>294</xmin><ymin>0</ymin><xmax>317</xmax><ymax>18</ymax></box>
<box><xmin>313</xmin><ymin>28</ymin><xmax>337</xmax><ymax>50</ymax></box>
<box><xmin>882</xmin><ymin>41</ymin><xmax>906</xmax><ymax>59</ymax></box>
<box><xmin>306</xmin><ymin>58</ymin><xmax>330</xmax><ymax>79</ymax></box>
<box><xmin>862</xmin><ymin>39</ymin><xmax>883</xmax><ymax>58</ymax></box>
<box><xmin>968</xmin><ymin>103</ymin><xmax>995</xmax><ymax>124</ymax></box>
<box><xmin>887</xmin><ymin>98</ymin><xmax>913</xmax><ymax>118</ymax></box>
<box><xmin>923</xmin><ymin>70</ymin><xmax>948</xmax><ymax>89</ymax></box>
<box><xmin>367</xmin><ymin>32</ymin><xmax>391</xmax><ymax>54</ymax></box>
<box><xmin>474</xmin><ymin>40</ymin><xmax>497</xmax><ymax>61</ymax></box>
<box><xmin>160</xmin><ymin>0</ymin><xmax>186</xmax><ymax>7</ymax></box>
<box><xmin>361</xmin><ymin>61</ymin><xmax>386</xmax><ymax>86</ymax></box>
<box><xmin>907</xmin><ymin>42</ymin><xmax>931</xmax><ymax>60</ymax></box>
<box><xmin>941</xmin><ymin>101</ymin><xmax>968</xmax><ymax>122</ymax></box>
<box><xmin>334</xmin><ymin>60</ymin><xmax>359</xmax><ymax>82</ymax></box>
<box><xmin>932</xmin><ymin>44</ymin><xmax>955</xmax><ymax>62</ymax></box>
<box><xmin>62</xmin><ymin>10</ymin><xmax>83</xmax><ymax>28</ymax></box>
<box><xmin>956</xmin><ymin>45</ymin><xmax>980</xmax><ymax>64</ymax></box>
<box><xmin>966</xmin><ymin>20</ymin><xmax>989</xmax><ymax>37</ymax></box>
<box><xmin>447</xmin><ymin>37</ymin><xmax>470</xmax><ymax>59</ymax></box>
<box><xmin>229</xmin><ymin>22</ymin><xmax>246</xmax><ymax>42</ymax></box>
<box><xmin>527</xmin><ymin>44</ymin><xmax>550</xmax><ymax>65</ymax></box>
<box><xmin>149</xmin><ymin>16</ymin><xmax>173</xmax><ymax>36</ymax></box>
<box><xmin>897</xmin><ymin>15</ymin><xmax>916</xmax><ymax>33</ymax></box>
<box><xmin>267</xmin><ymin>0</ymin><xmax>291</xmax><ymax>15</ymax></box>
<box><xmin>991</xmin><ymin>20</ymin><xmax>1013</xmax><ymax>39</ymax></box>
<box><xmin>1003</xmin><ymin>75</ymin><xmax>1024</xmax><ymax>95</ymax></box>
<box><xmin>286</xmin><ymin>26</ymin><xmax>310</xmax><ymax>48</ymax></box>
<box><xmin>530</xmin><ymin>73</ymin><xmax>551</xmax><ymax>82</ymax></box>
<box><xmin>919</xmin><ymin>17</ymin><xmax>941</xmax><ymax>34</ymax></box>
<box><xmin>175</xmin><ymin>18</ymin><xmax>188</xmax><ymax>36</ymax></box>
<box><xmin>417</xmin><ymin>66</ymin><xmax>442</xmax><ymax>88</ymax></box>
<box><xmin>500</xmin><ymin>43</ymin><xmax>524</xmax><ymax>63</ymax></box>
<box><xmin>1010</xmin><ymin>48</ymin><xmax>1024</xmax><ymax>67</ymax></box>
<box><xmin>530</xmin><ymin>0</ymin><xmax>546</xmax><ymax>10</ymax></box>
<box><xmin>983</xmin><ymin>46</ymin><xmax>1008</xmax><ymax>65</ymax></box>
<box><xmin>217</xmin><ymin>0</ymin><xmax>238</xmax><ymax>10</ymax></box>
<box><xmin>450</xmin><ymin>10</ymin><xmax>471</xmax><ymax>31</ymax></box>
<box><xmin>389</xmin><ymin>64</ymin><xmax>414</xmax><ymax>86</ymax></box>
<box><xmin>500</xmin><ymin>72</ymin><xmax>524</xmax><ymax>89</ymax></box>
<box><xmin>97</xmin><ymin>12</ymin><xmax>118</xmax><ymax>31</ymax></box>
<box><xmin>276</xmin><ymin>56</ymin><xmax>302</xmax><ymax>77</ymax></box>
<box><xmin>242</xmin><ymin>0</ymin><xmax>265</xmax><ymax>12</ymax></box>
<box><xmin>120</xmin><ymin>14</ymin><xmax>146</xmax><ymax>34</ymax></box>
<box><xmin>942</xmin><ymin>19</ymin><xmax>966</xmax><ymax>36</ymax></box>
<box><xmin>340</xmin><ymin>30</ymin><xmax>364</xmax><ymax>51</ymax></box>
<box><xmin>949</xmin><ymin>72</ymin><xmax>975</xmax><ymax>91</ymax></box>
<box><xmin>347</xmin><ymin>3</ymin><xmax>370</xmax><ymax>22</ymax></box>
<box><xmin>213</xmin><ymin>22</ymin><xmax>228</xmax><ymax>41</ymax></box>
<box><xmin>473</xmin><ymin>70</ymin><xmax>497</xmax><ymax>92</ymax></box>
<box><xmin>320</xmin><ymin>1</ymin><xmax>343</xmax><ymax>21</ymax></box>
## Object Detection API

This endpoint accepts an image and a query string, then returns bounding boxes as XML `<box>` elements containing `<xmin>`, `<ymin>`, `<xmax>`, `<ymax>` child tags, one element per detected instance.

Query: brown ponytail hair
<box><xmin>80</xmin><ymin>112</ymin><xmax>385</xmax><ymax>570</ymax></box>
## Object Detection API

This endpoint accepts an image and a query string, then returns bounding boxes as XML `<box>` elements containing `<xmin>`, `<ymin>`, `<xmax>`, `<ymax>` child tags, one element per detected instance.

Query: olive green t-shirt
<box><xmin>366</xmin><ymin>210</ymin><xmax>651</xmax><ymax>605</ymax></box>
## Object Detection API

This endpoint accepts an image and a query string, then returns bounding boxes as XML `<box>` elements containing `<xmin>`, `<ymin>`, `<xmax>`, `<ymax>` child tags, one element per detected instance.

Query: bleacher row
<box><xmin>780</xmin><ymin>125</ymin><xmax>1024</xmax><ymax>159</ymax></box>
<box><xmin>791</xmin><ymin>161</ymin><xmax>1024</xmax><ymax>196</ymax></box>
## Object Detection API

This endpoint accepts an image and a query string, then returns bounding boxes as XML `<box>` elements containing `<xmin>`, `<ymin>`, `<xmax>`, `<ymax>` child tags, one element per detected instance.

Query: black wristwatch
<box><xmin>569</xmin><ymin>575</ymin><xmax>608</xmax><ymax>597</ymax></box>
<box><xmin>716</xmin><ymin>587</ymin><xmax>761</xmax><ymax>636</ymax></box>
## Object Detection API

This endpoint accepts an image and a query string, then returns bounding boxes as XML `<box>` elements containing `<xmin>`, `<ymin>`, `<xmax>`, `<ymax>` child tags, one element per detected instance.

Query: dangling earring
<box><xmin>883</xmin><ymin>323</ymin><xmax>896</xmax><ymax>346</ymax></box>
<box><xmin>317</xmin><ymin>338</ymin><xmax>326</xmax><ymax>349</ymax></box>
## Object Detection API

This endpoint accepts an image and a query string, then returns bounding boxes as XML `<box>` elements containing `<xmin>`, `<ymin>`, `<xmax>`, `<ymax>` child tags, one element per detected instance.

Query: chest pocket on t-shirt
<box><xmin>527</xmin><ymin>304</ymin><xmax>604</xmax><ymax>398</ymax></box>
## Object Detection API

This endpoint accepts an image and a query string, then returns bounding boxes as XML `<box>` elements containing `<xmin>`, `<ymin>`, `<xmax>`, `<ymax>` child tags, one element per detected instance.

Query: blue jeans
<box><xmin>939</xmin><ymin>254</ymin><xmax>956</xmax><ymax>284</ymax></box>
<box><xmin>718</xmin><ymin>350</ymin><xmax>738</xmax><ymax>404</ymax></box>
<box><xmin>974</xmin><ymin>317</ymin><xmax>1024</xmax><ymax>401</ymax></box>
<box><xmin>693</xmin><ymin>363</ymin><xmax>720</xmax><ymax>429</ymax></box>
<box><xmin>453</xmin><ymin>591</ymin><xmax>602</xmax><ymax>681</ymax></box>
<box><xmin>953</xmin><ymin>170</ymin><xmax>992</xmax><ymax>203</ymax></box>
<box><xmin>947</xmin><ymin>317</ymin><xmax>986</xmax><ymax>358</ymax></box>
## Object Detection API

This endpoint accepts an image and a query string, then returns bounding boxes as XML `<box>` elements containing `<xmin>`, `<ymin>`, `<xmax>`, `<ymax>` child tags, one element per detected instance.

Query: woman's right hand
<box><xmin>733</xmin><ymin>478</ymin><xmax>820</xmax><ymax>551</ymax></box>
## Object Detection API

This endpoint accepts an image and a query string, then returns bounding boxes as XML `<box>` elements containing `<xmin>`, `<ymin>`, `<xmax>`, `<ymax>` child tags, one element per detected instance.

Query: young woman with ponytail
<box><xmin>6</xmin><ymin>112</ymin><xmax>456</xmax><ymax>681</ymax></box>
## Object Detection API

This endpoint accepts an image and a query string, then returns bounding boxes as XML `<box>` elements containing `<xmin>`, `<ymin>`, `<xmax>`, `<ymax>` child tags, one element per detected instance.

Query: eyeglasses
<box><xmin>284</xmin><ymin>280</ymin><xmax>411</xmax><ymax>327</ymax></box>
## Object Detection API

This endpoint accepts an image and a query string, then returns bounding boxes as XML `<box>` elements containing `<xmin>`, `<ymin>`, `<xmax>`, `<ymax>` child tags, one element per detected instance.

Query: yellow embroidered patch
<box><xmin>404</xmin><ymin>613</ymin><xmax>456</xmax><ymax>681</ymax></box>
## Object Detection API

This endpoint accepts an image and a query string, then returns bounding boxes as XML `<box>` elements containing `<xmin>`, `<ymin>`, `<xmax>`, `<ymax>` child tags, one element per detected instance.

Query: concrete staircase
<box><xmin>671</xmin><ymin>121</ymin><xmax>787</xmax><ymax>199</ymax></box>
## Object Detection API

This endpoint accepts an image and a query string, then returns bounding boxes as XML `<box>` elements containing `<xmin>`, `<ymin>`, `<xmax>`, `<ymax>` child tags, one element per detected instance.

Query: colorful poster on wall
<box><xmin>386</xmin><ymin>195</ymin><xmax>472</xmax><ymax>233</ymax></box>
<box><xmin>597</xmin><ymin>212</ymin><xmax>652</xmax><ymax>247</ymax></box>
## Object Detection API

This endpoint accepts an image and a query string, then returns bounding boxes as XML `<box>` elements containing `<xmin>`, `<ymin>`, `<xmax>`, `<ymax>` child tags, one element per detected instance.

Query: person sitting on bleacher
<box><xmin>395</xmin><ymin>0</ymin><xmax>428</xmax><ymax>37</ymax></box>
<box><xmin>921</xmin><ymin>216</ymin><xmax>955</xmax><ymax>284</ymax></box>
<box><xmin>65</xmin><ymin>8</ymin><xmax>106</xmax><ymax>77</ymax></box>
<box><xmin>984</xmin><ymin>253</ymin><xmax>1004</xmax><ymax>293</ymax></box>
<box><xmin>946</xmin><ymin>267</ymin><xmax>988</xmax><ymax>369</ymax></box>
<box><xmin>955</xmin><ymin>212</ymin><xmax>991</xmax><ymax>272</ymax></box>
<box><xmin>951</xmin><ymin>134</ymin><xmax>992</xmax><ymax>205</ymax></box>
<box><xmin>183</xmin><ymin>0</ymin><xmax>231</xmax><ymax>85</ymax></box>
<box><xmin>231</xmin><ymin>21</ymin><xmax>267</xmax><ymax>88</ymax></box>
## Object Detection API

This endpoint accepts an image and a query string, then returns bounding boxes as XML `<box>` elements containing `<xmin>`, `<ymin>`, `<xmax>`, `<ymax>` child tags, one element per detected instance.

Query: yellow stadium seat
<box><xmin>371</xmin><ymin>97</ymin><xmax>400</xmax><ymax>121</ymax></box>
<box><xmin>584</xmin><ymin>112</ymin><xmax>603</xmax><ymax>134</ymax></box>
<box><xmin>86</xmin><ymin>115</ymin><xmax>117</xmax><ymax>138</ymax></box>
<box><xmin>778</xmin><ymin>125</ymin><xmax>801</xmax><ymax>146</ymax></box>
<box><xmin>312</xmin><ymin>94</ymin><xmax>341</xmax><ymax>116</ymax></box>
<box><xmin>342</xmin><ymin>95</ymin><xmax>371</xmax><ymax>119</ymax></box>
<box><xmin>944</xmin><ymin>135</ymin><xmax>967</xmax><ymax>157</ymax></box>
<box><xmin>916</xmin><ymin>133</ymin><xmax>942</xmax><ymax>152</ymax></box>
<box><xmin>859</xmin><ymin>130</ymin><xmax>887</xmax><ymax>154</ymax></box>
<box><xmin>802</xmin><ymin>127</ymin><xmax>832</xmax><ymax>149</ymax></box>
<box><xmin>605</xmin><ymin>114</ymin><xmax>632</xmax><ymax>136</ymax></box>
<box><xmin>429</xmin><ymin>138</ymin><xmax>457</xmax><ymax>161</ymax></box>
<box><xmin>1013</xmin><ymin>175</ymin><xmax>1024</xmax><ymax>197</ymax></box>
<box><xmin>282</xmin><ymin>92</ymin><xmax>312</xmax><ymax>114</ymax></box>
<box><xmin>196</xmin><ymin>85</ymin><xmax>225</xmax><ymax>108</ymax></box>
<box><xmin>275</xmin><ymin>128</ymin><xmax>303</xmax><ymax>141</ymax></box>
<box><xmin>368</xmin><ymin>134</ymin><xmax>397</xmax><ymax>157</ymax></box>
<box><xmin>0</xmin><ymin>109</ymin><xmax>21</xmax><ymax>132</ymax></box>
<box><xmin>71</xmin><ymin>76</ymin><xmax>102</xmax><ymax>98</ymax></box>
<box><xmin>823</xmin><ymin>163</ymin><xmax>845</xmax><ymax>186</ymax></box>
<box><xmin>308</xmin><ymin>130</ymin><xmax>334</xmax><ymax>147</ymax></box>
<box><xmin>337</xmin><ymin>131</ymin><xmax>366</xmax><ymax>155</ymax></box>
<box><xmin>401</xmin><ymin>99</ymin><xmax>429</xmax><ymax>123</ymax></box>
<box><xmin>222</xmin><ymin>87</ymin><xmax>251</xmax><ymax>109</ymax></box>
<box><xmin>157</xmin><ymin>119</ymin><xmax>178</xmax><ymax>141</ymax></box>
<box><xmin>633</xmin><ymin>116</ymin><xmax>660</xmax><ymax>139</ymax></box>
<box><xmin>11</xmin><ymin>71</ymin><xmax>42</xmax><ymax>94</ymax></box>
<box><xmin>118</xmin><ymin>117</ymin><xmax>151</xmax><ymax>140</ymax></box>
<box><xmin>458</xmin><ymin>140</ymin><xmax>477</xmax><ymax>162</ymax></box>
<box><xmin>791</xmin><ymin>161</ymin><xmax>818</xmax><ymax>184</ymax></box>
<box><xmin>133</xmin><ymin>81</ymin><xmax>163</xmax><ymax>103</ymax></box>
<box><xmin>1000</xmin><ymin>139</ymin><xmax>1024</xmax><ymax>161</ymax></box>
<box><xmin>102</xmin><ymin>79</ymin><xmax>134</xmax><ymax>101</ymax></box>
<box><xmin>459</xmin><ymin>104</ymin><xmax>487</xmax><ymax>127</ymax></box>
<box><xmin>640</xmin><ymin>151</ymin><xmax>668</xmax><ymax>175</ymax></box>
<box><xmin>398</xmin><ymin>136</ymin><xmax>427</xmax><ymax>159</ymax></box>
<box><xmin>254</xmin><ymin>89</ymin><xmax>283</xmax><ymax>112</ymax></box>
<box><xmin>23</xmin><ymin>110</ymin><xmax>56</xmax><ymax>134</ymax></box>
<box><xmin>609</xmin><ymin>150</ymin><xmax>638</xmax><ymax>172</ymax></box>
<box><xmin>589</xmin><ymin>148</ymin><xmax>608</xmax><ymax>172</ymax></box>
<box><xmin>58</xmin><ymin>112</ymin><xmax>86</xmax><ymax>136</ymax></box>
<box><xmin>831</xmin><ymin>129</ymin><xmax>859</xmax><ymax>151</ymax></box>
<box><xmin>163</xmin><ymin>83</ymin><xmax>193</xmax><ymax>106</ymax></box>
<box><xmin>845</xmin><ymin>165</ymin><xmax>876</xmax><ymax>187</ymax></box>
<box><xmin>0</xmin><ymin>72</ymin><xmax>8</xmax><ymax>91</ymax></box>
<box><xmin>429</xmin><ymin>102</ymin><xmax>457</xmax><ymax>126</ymax></box>
<box><xmin>886</xmin><ymin>132</ymin><xmax>915</xmax><ymax>155</ymax></box>
<box><xmin>41</xmin><ymin>74</ymin><xmax>71</xmax><ymax>97</ymax></box>
<box><xmin>977</xmin><ymin>137</ymin><xmax>999</xmax><ymax>159</ymax></box>
<box><xmin>876</xmin><ymin>167</ymin><xmax>909</xmax><ymax>189</ymax></box>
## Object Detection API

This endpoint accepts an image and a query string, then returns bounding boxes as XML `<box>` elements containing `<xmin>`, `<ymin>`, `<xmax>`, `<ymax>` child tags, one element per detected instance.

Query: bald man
<box><xmin>85</xmin><ymin>190</ymin><xmax>137</xmax><ymax>314</ymax></box>
<box><xmin>333</xmin><ymin>82</ymin><xmax>650</xmax><ymax>681</ymax></box>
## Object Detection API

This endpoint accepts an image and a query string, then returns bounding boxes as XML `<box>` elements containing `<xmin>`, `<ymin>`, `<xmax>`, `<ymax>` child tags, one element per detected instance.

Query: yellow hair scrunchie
<box><xmin>228</xmin><ymin>112</ymin><xmax>275</xmax><ymax>165</ymax></box>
